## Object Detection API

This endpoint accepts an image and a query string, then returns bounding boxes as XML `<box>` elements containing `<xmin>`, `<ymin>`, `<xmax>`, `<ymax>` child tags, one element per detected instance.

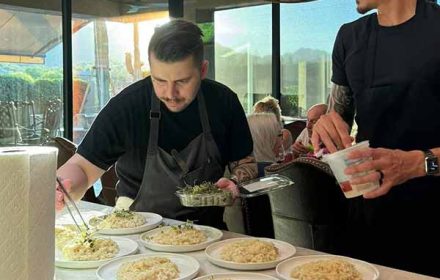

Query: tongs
<box><xmin>56</xmin><ymin>177</ymin><xmax>90</xmax><ymax>235</ymax></box>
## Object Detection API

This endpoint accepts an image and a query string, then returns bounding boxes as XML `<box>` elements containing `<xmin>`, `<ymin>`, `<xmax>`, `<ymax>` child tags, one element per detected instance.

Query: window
<box><xmin>0</xmin><ymin>6</ymin><xmax>63</xmax><ymax>146</ymax></box>
<box><xmin>280</xmin><ymin>0</ymin><xmax>361</xmax><ymax>117</ymax></box>
<box><xmin>71</xmin><ymin>1</ymin><xmax>169</xmax><ymax>143</ymax></box>
<box><xmin>214</xmin><ymin>5</ymin><xmax>272</xmax><ymax>113</ymax></box>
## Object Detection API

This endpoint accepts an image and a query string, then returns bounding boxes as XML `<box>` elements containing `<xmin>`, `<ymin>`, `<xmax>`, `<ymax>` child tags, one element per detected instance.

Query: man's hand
<box><xmin>311</xmin><ymin>111</ymin><xmax>352</xmax><ymax>153</ymax></box>
<box><xmin>292</xmin><ymin>141</ymin><xmax>310</xmax><ymax>156</ymax></box>
<box><xmin>55</xmin><ymin>178</ymin><xmax>72</xmax><ymax>212</ymax></box>
<box><xmin>215</xmin><ymin>177</ymin><xmax>239</xmax><ymax>199</ymax></box>
<box><xmin>344</xmin><ymin>148</ymin><xmax>424</xmax><ymax>199</ymax></box>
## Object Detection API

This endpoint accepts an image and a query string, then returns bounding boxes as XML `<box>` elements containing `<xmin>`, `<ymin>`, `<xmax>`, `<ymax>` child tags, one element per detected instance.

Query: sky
<box><xmin>215</xmin><ymin>0</ymin><xmax>365</xmax><ymax>56</ymax></box>
<box><xmin>44</xmin><ymin>0</ymin><xmax>366</xmax><ymax>67</ymax></box>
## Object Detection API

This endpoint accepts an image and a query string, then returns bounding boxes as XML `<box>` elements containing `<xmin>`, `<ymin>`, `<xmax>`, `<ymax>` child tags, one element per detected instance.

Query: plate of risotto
<box><xmin>89</xmin><ymin>209</ymin><xmax>163</xmax><ymax>235</ymax></box>
<box><xmin>96</xmin><ymin>253</ymin><xmax>200</xmax><ymax>280</ymax></box>
<box><xmin>194</xmin><ymin>272</ymin><xmax>279</xmax><ymax>280</ymax></box>
<box><xmin>55</xmin><ymin>225</ymin><xmax>138</xmax><ymax>269</ymax></box>
<box><xmin>139</xmin><ymin>221</ymin><xmax>223</xmax><ymax>252</ymax></box>
<box><xmin>276</xmin><ymin>255</ymin><xmax>379</xmax><ymax>280</ymax></box>
<box><xmin>205</xmin><ymin>237</ymin><xmax>296</xmax><ymax>270</ymax></box>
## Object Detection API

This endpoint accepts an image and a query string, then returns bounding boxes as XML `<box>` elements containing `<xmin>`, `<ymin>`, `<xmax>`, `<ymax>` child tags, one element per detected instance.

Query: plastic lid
<box><xmin>238</xmin><ymin>174</ymin><xmax>294</xmax><ymax>198</ymax></box>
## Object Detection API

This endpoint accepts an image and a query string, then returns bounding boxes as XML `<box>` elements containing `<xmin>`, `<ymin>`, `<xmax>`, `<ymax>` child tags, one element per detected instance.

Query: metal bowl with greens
<box><xmin>176</xmin><ymin>182</ymin><xmax>233</xmax><ymax>207</ymax></box>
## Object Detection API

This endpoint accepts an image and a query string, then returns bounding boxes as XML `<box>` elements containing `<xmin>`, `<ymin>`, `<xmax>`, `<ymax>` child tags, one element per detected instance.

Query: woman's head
<box><xmin>253</xmin><ymin>96</ymin><xmax>282</xmax><ymax>123</ymax></box>
<box><xmin>247</xmin><ymin>113</ymin><xmax>283</xmax><ymax>163</ymax></box>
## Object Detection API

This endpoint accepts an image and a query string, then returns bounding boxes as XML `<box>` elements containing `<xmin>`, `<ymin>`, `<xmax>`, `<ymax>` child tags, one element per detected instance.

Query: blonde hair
<box><xmin>247</xmin><ymin>113</ymin><xmax>282</xmax><ymax>162</ymax></box>
<box><xmin>253</xmin><ymin>96</ymin><xmax>282</xmax><ymax>123</ymax></box>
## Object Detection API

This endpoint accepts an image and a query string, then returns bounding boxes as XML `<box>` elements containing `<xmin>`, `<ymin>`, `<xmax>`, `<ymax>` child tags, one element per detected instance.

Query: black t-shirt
<box><xmin>332</xmin><ymin>0</ymin><xmax>440</xmax><ymax>150</ymax></box>
<box><xmin>331</xmin><ymin>1</ymin><xmax>440</xmax><ymax>274</ymax></box>
<box><xmin>77</xmin><ymin>77</ymin><xmax>253</xmax><ymax>198</ymax></box>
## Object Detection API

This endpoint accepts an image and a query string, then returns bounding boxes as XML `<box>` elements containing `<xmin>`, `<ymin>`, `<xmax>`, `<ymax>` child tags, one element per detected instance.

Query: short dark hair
<box><xmin>148</xmin><ymin>19</ymin><xmax>204</xmax><ymax>67</ymax></box>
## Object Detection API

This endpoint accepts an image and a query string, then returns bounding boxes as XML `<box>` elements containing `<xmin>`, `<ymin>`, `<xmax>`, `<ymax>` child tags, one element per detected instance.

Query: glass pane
<box><xmin>72</xmin><ymin>1</ymin><xmax>169</xmax><ymax>144</ymax></box>
<box><xmin>280</xmin><ymin>0</ymin><xmax>361</xmax><ymax>117</ymax></box>
<box><xmin>215</xmin><ymin>5</ymin><xmax>272</xmax><ymax>113</ymax></box>
<box><xmin>0</xmin><ymin>6</ymin><xmax>63</xmax><ymax>146</ymax></box>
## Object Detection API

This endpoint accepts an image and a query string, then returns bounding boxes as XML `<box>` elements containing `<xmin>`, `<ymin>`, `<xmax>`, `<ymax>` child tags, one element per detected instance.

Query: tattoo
<box><xmin>229</xmin><ymin>155</ymin><xmax>258</xmax><ymax>183</ymax></box>
<box><xmin>328</xmin><ymin>83</ymin><xmax>355</xmax><ymax>128</ymax></box>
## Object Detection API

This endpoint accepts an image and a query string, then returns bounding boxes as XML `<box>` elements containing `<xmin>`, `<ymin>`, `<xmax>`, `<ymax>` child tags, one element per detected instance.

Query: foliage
<box><xmin>198</xmin><ymin>22</ymin><xmax>214</xmax><ymax>44</ymax></box>
<box><xmin>34</xmin><ymin>79</ymin><xmax>62</xmax><ymax>101</ymax></box>
<box><xmin>281</xmin><ymin>84</ymin><xmax>304</xmax><ymax>117</ymax></box>
<box><xmin>41</xmin><ymin>69</ymin><xmax>63</xmax><ymax>80</ymax></box>
<box><xmin>0</xmin><ymin>74</ymin><xmax>34</xmax><ymax>101</ymax></box>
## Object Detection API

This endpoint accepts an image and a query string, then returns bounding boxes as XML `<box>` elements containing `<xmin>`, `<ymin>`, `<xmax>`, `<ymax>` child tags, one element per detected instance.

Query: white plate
<box><xmin>96</xmin><ymin>253</ymin><xmax>200</xmax><ymax>280</ymax></box>
<box><xmin>89</xmin><ymin>212</ymin><xmax>163</xmax><ymax>235</ymax></box>
<box><xmin>140</xmin><ymin>225</ymin><xmax>223</xmax><ymax>252</ymax></box>
<box><xmin>55</xmin><ymin>236</ymin><xmax>138</xmax><ymax>269</ymax></box>
<box><xmin>205</xmin><ymin>237</ymin><xmax>296</xmax><ymax>270</ymax></box>
<box><xmin>194</xmin><ymin>272</ymin><xmax>279</xmax><ymax>280</ymax></box>
<box><xmin>276</xmin><ymin>255</ymin><xmax>380</xmax><ymax>280</ymax></box>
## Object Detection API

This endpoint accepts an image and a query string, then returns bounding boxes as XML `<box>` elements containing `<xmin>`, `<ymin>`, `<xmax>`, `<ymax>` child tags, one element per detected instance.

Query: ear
<box><xmin>200</xmin><ymin>60</ymin><xmax>209</xmax><ymax>80</ymax></box>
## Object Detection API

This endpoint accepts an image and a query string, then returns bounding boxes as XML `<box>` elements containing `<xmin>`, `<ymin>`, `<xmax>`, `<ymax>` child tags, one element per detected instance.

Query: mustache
<box><xmin>159</xmin><ymin>97</ymin><xmax>184</xmax><ymax>103</ymax></box>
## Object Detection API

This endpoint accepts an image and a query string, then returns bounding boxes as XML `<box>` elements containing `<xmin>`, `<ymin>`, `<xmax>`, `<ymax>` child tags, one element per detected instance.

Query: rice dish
<box><xmin>117</xmin><ymin>257</ymin><xmax>179</xmax><ymax>280</ymax></box>
<box><xmin>290</xmin><ymin>258</ymin><xmax>362</xmax><ymax>280</ymax></box>
<box><xmin>61</xmin><ymin>234</ymin><xmax>119</xmax><ymax>261</ymax></box>
<box><xmin>97</xmin><ymin>210</ymin><xmax>145</xmax><ymax>229</ymax></box>
<box><xmin>220</xmin><ymin>239</ymin><xmax>278</xmax><ymax>263</ymax></box>
<box><xmin>149</xmin><ymin>223</ymin><xmax>207</xmax><ymax>245</ymax></box>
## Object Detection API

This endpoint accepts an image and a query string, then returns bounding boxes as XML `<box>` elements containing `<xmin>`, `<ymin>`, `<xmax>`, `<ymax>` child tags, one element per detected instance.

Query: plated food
<box><xmin>176</xmin><ymin>182</ymin><xmax>233</xmax><ymax>207</ymax></box>
<box><xmin>140</xmin><ymin>222</ymin><xmax>223</xmax><ymax>252</ymax></box>
<box><xmin>290</xmin><ymin>258</ymin><xmax>361</xmax><ymax>280</ymax></box>
<box><xmin>97</xmin><ymin>253</ymin><xmax>200</xmax><ymax>280</ymax></box>
<box><xmin>117</xmin><ymin>257</ymin><xmax>179</xmax><ymax>280</ymax></box>
<box><xmin>89</xmin><ymin>211</ymin><xmax>163</xmax><ymax>235</ymax></box>
<box><xmin>219</xmin><ymin>239</ymin><xmax>278</xmax><ymax>263</ymax></box>
<box><xmin>149</xmin><ymin>221</ymin><xmax>207</xmax><ymax>245</ymax></box>
<box><xmin>276</xmin><ymin>255</ymin><xmax>379</xmax><ymax>280</ymax></box>
<box><xmin>62</xmin><ymin>235</ymin><xmax>119</xmax><ymax>261</ymax></box>
<box><xmin>194</xmin><ymin>272</ymin><xmax>279</xmax><ymax>280</ymax></box>
<box><xmin>55</xmin><ymin>225</ymin><xmax>138</xmax><ymax>269</ymax></box>
<box><xmin>205</xmin><ymin>238</ymin><xmax>296</xmax><ymax>270</ymax></box>
<box><xmin>92</xmin><ymin>210</ymin><xmax>146</xmax><ymax>229</ymax></box>
<box><xmin>55</xmin><ymin>225</ymin><xmax>118</xmax><ymax>261</ymax></box>
<box><xmin>55</xmin><ymin>225</ymin><xmax>78</xmax><ymax>249</ymax></box>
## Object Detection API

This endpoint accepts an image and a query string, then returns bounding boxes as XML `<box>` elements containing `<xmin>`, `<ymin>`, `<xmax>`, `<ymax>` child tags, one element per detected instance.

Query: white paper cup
<box><xmin>322</xmin><ymin>141</ymin><xmax>379</xmax><ymax>198</ymax></box>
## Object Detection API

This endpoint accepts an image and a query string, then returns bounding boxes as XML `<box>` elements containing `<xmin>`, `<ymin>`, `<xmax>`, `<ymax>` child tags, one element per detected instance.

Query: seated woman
<box><xmin>241</xmin><ymin>112</ymin><xmax>285</xmax><ymax>238</ymax></box>
<box><xmin>247</xmin><ymin>113</ymin><xmax>283</xmax><ymax>174</ymax></box>
<box><xmin>253</xmin><ymin>96</ymin><xmax>293</xmax><ymax>151</ymax></box>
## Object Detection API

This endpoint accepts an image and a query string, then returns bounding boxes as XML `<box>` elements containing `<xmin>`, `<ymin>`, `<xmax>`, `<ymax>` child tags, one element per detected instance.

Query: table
<box><xmin>54</xmin><ymin>201</ymin><xmax>436</xmax><ymax>280</ymax></box>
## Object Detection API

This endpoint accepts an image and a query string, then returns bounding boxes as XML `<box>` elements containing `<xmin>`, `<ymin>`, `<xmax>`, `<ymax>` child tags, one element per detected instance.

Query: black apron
<box><xmin>130</xmin><ymin>89</ymin><xmax>226</xmax><ymax>229</ymax></box>
<box><xmin>347</xmin><ymin>2</ymin><xmax>440</xmax><ymax>275</ymax></box>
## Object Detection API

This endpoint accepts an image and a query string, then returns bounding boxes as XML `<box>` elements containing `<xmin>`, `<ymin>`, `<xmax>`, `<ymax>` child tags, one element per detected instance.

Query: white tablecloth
<box><xmin>54</xmin><ymin>201</ymin><xmax>436</xmax><ymax>280</ymax></box>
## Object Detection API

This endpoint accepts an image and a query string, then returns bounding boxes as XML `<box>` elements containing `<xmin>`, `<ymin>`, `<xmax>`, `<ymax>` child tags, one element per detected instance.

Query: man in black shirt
<box><xmin>312</xmin><ymin>0</ymin><xmax>440</xmax><ymax>276</ymax></box>
<box><xmin>56</xmin><ymin>20</ymin><xmax>256</xmax><ymax>228</ymax></box>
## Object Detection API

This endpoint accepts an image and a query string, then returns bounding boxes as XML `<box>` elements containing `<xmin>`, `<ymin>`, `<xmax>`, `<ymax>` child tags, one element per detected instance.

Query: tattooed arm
<box><xmin>228</xmin><ymin>155</ymin><xmax>258</xmax><ymax>183</ymax></box>
<box><xmin>311</xmin><ymin>83</ymin><xmax>355</xmax><ymax>153</ymax></box>
<box><xmin>214</xmin><ymin>155</ymin><xmax>258</xmax><ymax>197</ymax></box>
<box><xmin>327</xmin><ymin>83</ymin><xmax>355</xmax><ymax>129</ymax></box>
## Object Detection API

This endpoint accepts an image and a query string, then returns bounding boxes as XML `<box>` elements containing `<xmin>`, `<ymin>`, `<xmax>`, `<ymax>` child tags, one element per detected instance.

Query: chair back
<box><xmin>43</xmin><ymin>137</ymin><xmax>107</xmax><ymax>205</ymax></box>
<box><xmin>241</xmin><ymin>162</ymin><xmax>275</xmax><ymax>238</ymax></box>
<box><xmin>284</xmin><ymin>120</ymin><xmax>306</xmax><ymax>141</ymax></box>
<box><xmin>13</xmin><ymin>100</ymin><xmax>39</xmax><ymax>144</ymax></box>
<box><xmin>265</xmin><ymin>157</ymin><xmax>348</xmax><ymax>254</ymax></box>
<box><xmin>0</xmin><ymin>101</ymin><xmax>20</xmax><ymax>145</ymax></box>
<box><xmin>41</xmin><ymin>99</ymin><xmax>62</xmax><ymax>143</ymax></box>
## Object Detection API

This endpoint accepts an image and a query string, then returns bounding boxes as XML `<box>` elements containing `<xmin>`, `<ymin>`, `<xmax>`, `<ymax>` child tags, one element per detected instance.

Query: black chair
<box><xmin>44</xmin><ymin>137</ymin><xmax>107</xmax><ymax>205</ymax></box>
<box><xmin>284</xmin><ymin>120</ymin><xmax>306</xmax><ymax>142</ymax></box>
<box><xmin>265</xmin><ymin>157</ymin><xmax>348</xmax><ymax>254</ymax></box>
<box><xmin>241</xmin><ymin>162</ymin><xmax>274</xmax><ymax>238</ymax></box>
